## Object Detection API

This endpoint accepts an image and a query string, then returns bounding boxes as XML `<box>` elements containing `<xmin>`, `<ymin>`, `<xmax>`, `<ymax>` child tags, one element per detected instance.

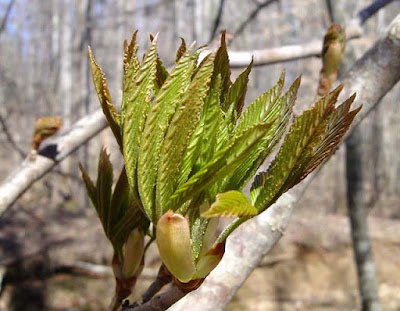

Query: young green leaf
<box><xmin>155</xmin><ymin>57</ymin><xmax>169</xmax><ymax>90</ymax></box>
<box><xmin>189</xmin><ymin>201</ymin><xmax>209</xmax><ymax>261</ymax></box>
<box><xmin>202</xmin><ymin>191</ymin><xmax>257</xmax><ymax>218</ymax></box>
<box><xmin>121</xmin><ymin>31</ymin><xmax>140</xmax><ymax>127</ymax></box>
<box><xmin>122</xmin><ymin>36</ymin><xmax>159</xmax><ymax>200</ymax></box>
<box><xmin>156</xmin><ymin>53</ymin><xmax>215</xmax><ymax>219</ymax></box>
<box><xmin>88</xmin><ymin>47</ymin><xmax>122</xmax><ymax>148</ymax></box>
<box><xmin>109</xmin><ymin>168</ymin><xmax>144</xmax><ymax>250</ymax></box>
<box><xmin>221</xmin><ymin>59</ymin><xmax>253</xmax><ymax>117</ymax></box>
<box><xmin>176</xmin><ymin>37</ymin><xmax>187</xmax><ymax>63</ymax></box>
<box><xmin>166</xmin><ymin>121</ymin><xmax>274</xmax><ymax>210</ymax></box>
<box><xmin>174</xmin><ymin>57</ymin><xmax>219</xmax><ymax>188</ymax></box>
<box><xmin>192</xmin><ymin>73</ymin><xmax>223</xmax><ymax>172</ymax></box>
<box><xmin>213</xmin><ymin>31</ymin><xmax>231</xmax><ymax>106</ymax></box>
<box><xmin>79</xmin><ymin>163</ymin><xmax>97</xmax><ymax>209</ymax></box>
<box><xmin>137</xmin><ymin>47</ymin><xmax>198</xmax><ymax>222</ymax></box>
<box><xmin>96</xmin><ymin>148</ymin><xmax>114</xmax><ymax>237</ymax></box>
<box><xmin>251</xmin><ymin>86</ymin><xmax>360</xmax><ymax>212</ymax></box>
<box><xmin>235</xmin><ymin>71</ymin><xmax>285</xmax><ymax>135</ymax></box>
<box><xmin>291</xmin><ymin>94</ymin><xmax>359</xmax><ymax>183</ymax></box>
<box><xmin>122</xmin><ymin>31</ymin><xmax>140</xmax><ymax>91</ymax></box>
<box><xmin>223</xmin><ymin>76</ymin><xmax>300</xmax><ymax>191</ymax></box>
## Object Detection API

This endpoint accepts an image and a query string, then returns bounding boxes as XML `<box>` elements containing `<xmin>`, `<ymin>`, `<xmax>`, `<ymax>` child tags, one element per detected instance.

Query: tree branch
<box><xmin>0</xmin><ymin>0</ymin><xmax>14</xmax><ymax>34</ymax></box>
<box><xmin>232</xmin><ymin>0</ymin><xmax>278</xmax><ymax>41</ymax></box>
<box><xmin>166</xmin><ymin>14</ymin><xmax>400</xmax><ymax>311</ymax></box>
<box><xmin>225</xmin><ymin>21</ymin><xmax>362</xmax><ymax>67</ymax></box>
<box><xmin>358</xmin><ymin>0</ymin><xmax>396</xmax><ymax>25</ymax></box>
<box><xmin>216</xmin><ymin>0</ymin><xmax>394</xmax><ymax>68</ymax></box>
<box><xmin>124</xmin><ymin>284</ymin><xmax>186</xmax><ymax>311</ymax></box>
<box><xmin>139</xmin><ymin>265</ymin><xmax>172</xmax><ymax>304</ymax></box>
<box><xmin>0</xmin><ymin>110</ymin><xmax>107</xmax><ymax>217</ymax></box>
<box><xmin>208</xmin><ymin>0</ymin><xmax>226</xmax><ymax>43</ymax></box>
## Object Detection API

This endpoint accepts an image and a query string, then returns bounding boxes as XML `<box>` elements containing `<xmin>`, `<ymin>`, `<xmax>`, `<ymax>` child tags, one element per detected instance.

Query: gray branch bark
<box><xmin>0</xmin><ymin>110</ymin><xmax>107</xmax><ymax>216</ymax></box>
<box><xmin>346</xmin><ymin>127</ymin><xmax>381</xmax><ymax>311</ymax></box>
<box><xmin>334</xmin><ymin>2</ymin><xmax>389</xmax><ymax>310</ymax></box>
<box><xmin>208</xmin><ymin>19</ymin><xmax>362</xmax><ymax>68</ymax></box>
<box><xmin>167</xmin><ymin>14</ymin><xmax>400</xmax><ymax>310</ymax></box>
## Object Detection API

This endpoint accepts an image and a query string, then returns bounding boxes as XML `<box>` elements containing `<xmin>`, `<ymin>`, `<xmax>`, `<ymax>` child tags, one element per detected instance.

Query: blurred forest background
<box><xmin>0</xmin><ymin>0</ymin><xmax>399</xmax><ymax>310</ymax></box>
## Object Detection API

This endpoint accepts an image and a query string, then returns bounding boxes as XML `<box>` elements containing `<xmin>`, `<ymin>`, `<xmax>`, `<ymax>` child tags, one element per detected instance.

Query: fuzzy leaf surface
<box><xmin>137</xmin><ymin>48</ymin><xmax>198</xmax><ymax>222</ymax></box>
<box><xmin>193</xmin><ymin>73</ymin><xmax>223</xmax><ymax>171</ymax></box>
<box><xmin>156</xmin><ymin>54</ymin><xmax>215</xmax><ymax>218</ymax></box>
<box><xmin>166</xmin><ymin>122</ymin><xmax>274</xmax><ymax>210</ymax></box>
<box><xmin>235</xmin><ymin>72</ymin><xmax>285</xmax><ymax>135</ymax></box>
<box><xmin>251</xmin><ymin>86</ymin><xmax>360</xmax><ymax>211</ymax></box>
<box><xmin>221</xmin><ymin>60</ymin><xmax>252</xmax><ymax>117</ymax></box>
<box><xmin>122</xmin><ymin>37</ymin><xmax>158</xmax><ymax>200</ymax></box>
<box><xmin>224</xmin><ymin>76</ymin><xmax>300</xmax><ymax>191</ymax></box>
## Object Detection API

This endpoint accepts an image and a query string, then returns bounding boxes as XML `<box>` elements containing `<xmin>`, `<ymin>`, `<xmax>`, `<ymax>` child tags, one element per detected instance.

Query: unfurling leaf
<box><xmin>95</xmin><ymin>148</ymin><xmax>114</xmax><ymax>237</ymax></box>
<box><xmin>202</xmin><ymin>191</ymin><xmax>257</xmax><ymax>218</ymax></box>
<box><xmin>221</xmin><ymin>59</ymin><xmax>252</xmax><ymax>117</ymax></box>
<box><xmin>186</xmin><ymin>72</ymin><xmax>223</xmax><ymax>177</ymax></box>
<box><xmin>88</xmin><ymin>47</ymin><xmax>122</xmax><ymax>148</ymax></box>
<box><xmin>176</xmin><ymin>37</ymin><xmax>187</xmax><ymax>63</ymax></box>
<box><xmin>79</xmin><ymin>151</ymin><xmax>144</xmax><ymax>258</ymax></box>
<box><xmin>137</xmin><ymin>46</ymin><xmax>199</xmax><ymax>222</ymax></box>
<box><xmin>84</xmin><ymin>31</ymin><xmax>362</xmax><ymax>295</ymax></box>
<box><xmin>251</xmin><ymin>85</ymin><xmax>360</xmax><ymax>211</ymax></box>
<box><xmin>156</xmin><ymin>53</ymin><xmax>215</xmax><ymax>219</ymax></box>
<box><xmin>79</xmin><ymin>162</ymin><xmax>97</xmax><ymax>208</ymax></box>
<box><xmin>166</xmin><ymin>121</ymin><xmax>274</xmax><ymax>210</ymax></box>
<box><xmin>123</xmin><ymin>36</ymin><xmax>159</xmax><ymax>201</ymax></box>
<box><xmin>213</xmin><ymin>31</ymin><xmax>231</xmax><ymax>106</ymax></box>
<box><xmin>222</xmin><ymin>73</ymin><xmax>295</xmax><ymax>191</ymax></box>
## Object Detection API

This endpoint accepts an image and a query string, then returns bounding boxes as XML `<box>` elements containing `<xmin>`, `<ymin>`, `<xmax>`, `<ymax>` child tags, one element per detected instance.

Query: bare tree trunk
<box><xmin>60</xmin><ymin>0</ymin><xmax>72</xmax><ymax>129</ymax></box>
<box><xmin>346</xmin><ymin>127</ymin><xmax>381</xmax><ymax>311</ymax></box>
<box><xmin>60</xmin><ymin>0</ymin><xmax>73</xmax><ymax>176</ymax></box>
<box><xmin>83</xmin><ymin>0</ymin><xmax>93</xmax><ymax>170</ymax></box>
<box><xmin>329</xmin><ymin>1</ymin><xmax>382</xmax><ymax>310</ymax></box>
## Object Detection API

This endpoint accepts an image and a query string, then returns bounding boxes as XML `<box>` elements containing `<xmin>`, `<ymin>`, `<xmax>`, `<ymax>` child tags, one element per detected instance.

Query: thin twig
<box><xmin>0</xmin><ymin>111</ymin><xmax>27</xmax><ymax>158</ymax></box>
<box><xmin>0</xmin><ymin>0</ymin><xmax>15</xmax><ymax>34</ymax></box>
<box><xmin>232</xmin><ymin>0</ymin><xmax>278</xmax><ymax>41</ymax></box>
<box><xmin>199</xmin><ymin>21</ymin><xmax>362</xmax><ymax>68</ymax></box>
<box><xmin>358</xmin><ymin>0</ymin><xmax>396</xmax><ymax>24</ymax></box>
<box><xmin>141</xmin><ymin>265</ymin><xmax>172</xmax><ymax>304</ymax></box>
<box><xmin>208</xmin><ymin>0</ymin><xmax>226</xmax><ymax>43</ymax></box>
<box><xmin>124</xmin><ymin>284</ymin><xmax>186</xmax><ymax>311</ymax></box>
<box><xmin>0</xmin><ymin>110</ymin><xmax>107</xmax><ymax>217</ymax></box>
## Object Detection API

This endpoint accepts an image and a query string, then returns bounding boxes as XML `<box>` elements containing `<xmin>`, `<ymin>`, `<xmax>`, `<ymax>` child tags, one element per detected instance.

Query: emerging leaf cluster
<box><xmin>81</xmin><ymin>31</ymin><xmax>360</xmax><ymax>284</ymax></box>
